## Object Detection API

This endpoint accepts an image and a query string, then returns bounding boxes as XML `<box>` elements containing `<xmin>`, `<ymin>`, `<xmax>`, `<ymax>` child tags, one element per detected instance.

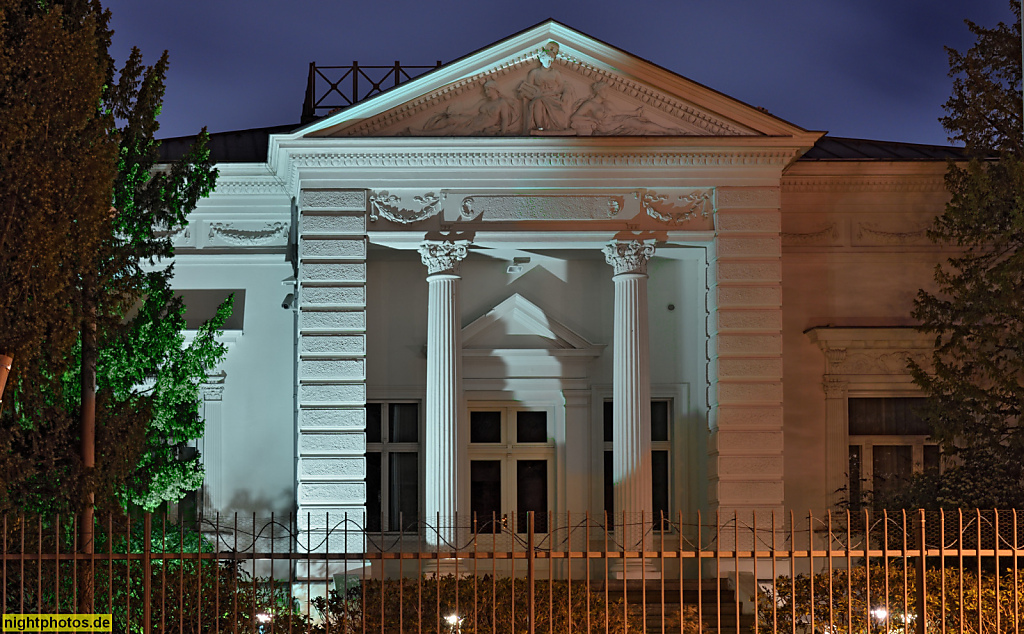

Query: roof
<box><xmin>801</xmin><ymin>136</ymin><xmax>965</xmax><ymax>160</ymax></box>
<box><xmin>157</xmin><ymin>125</ymin><xmax>966</xmax><ymax>164</ymax></box>
<box><xmin>157</xmin><ymin>123</ymin><xmax>300</xmax><ymax>164</ymax></box>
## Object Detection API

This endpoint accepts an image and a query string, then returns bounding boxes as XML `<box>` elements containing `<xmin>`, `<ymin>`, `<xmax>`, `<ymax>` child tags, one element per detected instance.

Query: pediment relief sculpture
<box><xmin>339</xmin><ymin>41</ymin><xmax>753</xmax><ymax>138</ymax></box>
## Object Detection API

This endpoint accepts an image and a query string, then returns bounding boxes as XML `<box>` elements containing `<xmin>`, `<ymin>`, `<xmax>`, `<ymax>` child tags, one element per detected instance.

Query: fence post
<box><xmin>143</xmin><ymin>513</ymin><xmax>151</xmax><ymax>634</ymax></box>
<box><xmin>527</xmin><ymin>511</ymin><xmax>535</xmax><ymax>634</ymax></box>
<box><xmin>915</xmin><ymin>509</ymin><xmax>926</xmax><ymax>634</ymax></box>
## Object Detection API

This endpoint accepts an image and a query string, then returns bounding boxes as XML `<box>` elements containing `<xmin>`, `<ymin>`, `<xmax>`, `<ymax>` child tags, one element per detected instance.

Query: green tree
<box><xmin>0</xmin><ymin>0</ymin><xmax>227</xmax><ymax>514</ymax></box>
<box><xmin>898</xmin><ymin>2</ymin><xmax>1024</xmax><ymax>510</ymax></box>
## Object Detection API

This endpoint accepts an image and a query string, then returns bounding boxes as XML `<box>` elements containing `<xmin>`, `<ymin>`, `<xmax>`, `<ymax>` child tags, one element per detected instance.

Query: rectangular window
<box><xmin>848</xmin><ymin>397</ymin><xmax>937</xmax><ymax>507</ymax></box>
<box><xmin>365</xmin><ymin>401</ymin><xmax>419</xmax><ymax>532</ymax></box>
<box><xmin>603</xmin><ymin>399</ymin><xmax>673</xmax><ymax>528</ymax></box>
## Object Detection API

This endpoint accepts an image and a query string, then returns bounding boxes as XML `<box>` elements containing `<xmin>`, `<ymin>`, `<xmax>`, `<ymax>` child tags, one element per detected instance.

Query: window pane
<box><xmin>849</xmin><ymin>398</ymin><xmax>929</xmax><ymax>435</ymax></box>
<box><xmin>517</xmin><ymin>460</ymin><xmax>548</xmax><ymax>533</ymax></box>
<box><xmin>924</xmin><ymin>445</ymin><xmax>941</xmax><ymax>473</ymax></box>
<box><xmin>652</xmin><ymin>450</ymin><xmax>670</xmax><ymax>528</ymax></box>
<box><xmin>471</xmin><ymin>460</ymin><xmax>502</xmax><ymax>533</ymax></box>
<box><xmin>365</xmin><ymin>452</ymin><xmax>382</xmax><ymax>532</ymax></box>
<box><xmin>604</xmin><ymin>450</ymin><xmax>614</xmax><ymax>521</ymax></box>
<box><xmin>388</xmin><ymin>452</ymin><xmax>418</xmax><ymax>531</ymax></box>
<box><xmin>516</xmin><ymin>411</ymin><xmax>547</xmax><ymax>443</ymax></box>
<box><xmin>389</xmin><ymin>403</ymin><xmax>419</xmax><ymax>443</ymax></box>
<box><xmin>603</xmin><ymin>401</ymin><xmax>613</xmax><ymax>443</ymax></box>
<box><xmin>470</xmin><ymin>411</ymin><xmax>502</xmax><ymax>443</ymax></box>
<box><xmin>651</xmin><ymin>401</ymin><xmax>670</xmax><ymax>442</ymax></box>
<box><xmin>365</xmin><ymin>404</ymin><xmax>382</xmax><ymax>444</ymax></box>
<box><xmin>848</xmin><ymin>446</ymin><xmax>862</xmax><ymax>511</ymax></box>
<box><xmin>872</xmin><ymin>445</ymin><xmax>912</xmax><ymax>498</ymax></box>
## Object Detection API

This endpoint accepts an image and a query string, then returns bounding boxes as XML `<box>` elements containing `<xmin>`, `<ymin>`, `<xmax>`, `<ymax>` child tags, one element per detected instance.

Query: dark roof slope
<box><xmin>158</xmin><ymin>128</ymin><xmax>966</xmax><ymax>164</ymax></box>
<box><xmin>802</xmin><ymin>136</ymin><xmax>965</xmax><ymax>160</ymax></box>
<box><xmin>158</xmin><ymin>123</ymin><xmax>300</xmax><ymax>164</ymax></box>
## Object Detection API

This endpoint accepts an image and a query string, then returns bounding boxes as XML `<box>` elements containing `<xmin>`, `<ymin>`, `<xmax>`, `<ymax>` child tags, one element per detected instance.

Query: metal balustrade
<box><xmin>300</xmin><ymin>61</ymin><xmax>443</xmax><ymax>123</ymax></box>
<box><xmin>2</xmin><ymin>509</ymin><xmax>1022</xmax><ymax>633</ymax></box>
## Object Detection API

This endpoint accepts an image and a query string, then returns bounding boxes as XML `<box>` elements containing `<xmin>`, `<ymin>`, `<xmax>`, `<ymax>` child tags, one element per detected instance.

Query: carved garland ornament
<box><xmin>368</xmin><ymin>191</ymin><xmax>442</xmax><ymax>224</ymax></box>
<box><xmin>603</xmin><ymin>240</ymin><xmax>656</xmax><ymax>275</ymax></box>
<box><xmin>641</xmin><ymin>189</ymin><xmax>714</xmax><ymax>224</ymax></box>
<box><xmin>208</xmin><ymin>222</ymin><xmax>288</xmax><ymax>246</ymax></box>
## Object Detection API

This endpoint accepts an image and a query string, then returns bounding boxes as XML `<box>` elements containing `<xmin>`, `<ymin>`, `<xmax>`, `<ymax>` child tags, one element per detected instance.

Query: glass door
<box><xmin>468</xmin><ymin>405</ymin><xmax>554</xmax><ymax>534</ymax></box>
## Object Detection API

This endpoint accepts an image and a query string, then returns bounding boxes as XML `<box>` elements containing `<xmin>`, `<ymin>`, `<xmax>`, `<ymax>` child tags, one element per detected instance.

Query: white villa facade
<box><xmin>163</xmin><ymin>21</ymin><xmax>960</xmax><ymax>561</ymax></box>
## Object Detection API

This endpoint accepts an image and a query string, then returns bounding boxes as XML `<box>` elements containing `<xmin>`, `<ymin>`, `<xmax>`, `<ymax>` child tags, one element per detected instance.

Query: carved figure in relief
<box><xmin>517</xmin><ymin>42</ymin><xmax>576</xmax><ymax>133</ymax></box>
<box><xmin>571</xmin><ymin>81</ymin><xmax>686</xmax><ymax>136</ymax></box>
<box><xmin>411</xmin><ymin>81</ymin><xmax>520</xmax><ymax>136</ymax></box>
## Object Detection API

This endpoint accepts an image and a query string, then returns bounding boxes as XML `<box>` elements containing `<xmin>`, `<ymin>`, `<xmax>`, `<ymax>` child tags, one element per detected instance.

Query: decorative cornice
<box><xmin>369</xmin><ymin>190</ymin><xmax>442</xmax><ymax>224</ymax></box>
<box><xmin>419</xmin><ymin>240</ymin><xmax>470</xmax><ymax>275</ymax></box>
<box><xmin>807</xmin><ymin>327</ymin><xmax>934</xmax><ymax>377</ymax></box>
<box><xmin>212</xmin><ymin>178</ymin><xmax>288</xmax><ymax>196</ymax></box>
<box><xmin>781</xmin><ymin>176</ymin><xmax>947</xmax><ymax>193</ymax></box>
<box><xmin>288</xmin><ymin>149</ymin><xmax>797</xmax><ymax>170</ymax></box>
<box><xmin>603</xmin><ymin>239</ymin><xmax>656</xmax><ymax>275</ymax></box>
<box><xmin>642</xmin><ymin>189</ymin><xmax>714</xmax><ymax>225</ymax></box>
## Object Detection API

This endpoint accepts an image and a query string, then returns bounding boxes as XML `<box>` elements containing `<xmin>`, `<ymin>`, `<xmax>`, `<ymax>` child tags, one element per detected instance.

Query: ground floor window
<box><xmin>848</xmin><ymin>397</ymin><xmax>938</xmax><ymax>507</ymax></box>
<box><xmin>365</xmin><ymin>401</ymin><xmax>419</xmax><ymax>532</ymax></box>
<box><xmin>468</xmin><ymin>405</ymin><xmax>554</xmax><ymax>534</ymax></box>
<box><xmin>603</xmin><ymin>399</ymin><xmax>673</xmax><ymax>527</ymax></box>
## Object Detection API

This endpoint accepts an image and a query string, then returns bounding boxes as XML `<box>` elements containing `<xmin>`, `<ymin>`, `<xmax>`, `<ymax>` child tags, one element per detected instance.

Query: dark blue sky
<box><xmin>104</xmin><ymin>0</ymin><xmax>1012</xmax><ymax>146</ymax></box>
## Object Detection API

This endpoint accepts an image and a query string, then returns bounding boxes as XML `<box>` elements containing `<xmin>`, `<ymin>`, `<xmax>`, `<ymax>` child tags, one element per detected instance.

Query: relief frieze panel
<box><xmin>641</xmin><ymin>189</ymin><xmax>714</xmax><ymax>225</ymax></box>
<box><xmin>208</xmin><ymin>221</ymin><xmax>289</xmax><ymax>247</ymax></box>
<box><xmin>357</xmin><ymin>188</ymin><xmax>716</xmax><ymax>229</ymax></box>
<box><xmin>368</xmin><ymin>190</ymin><xmax>442</xmax><ymax>224</ymax></box>
<box><xmin>328</xmin><ymin>41</ymin><xmax>755</xmax><ymax>138</ymax></box>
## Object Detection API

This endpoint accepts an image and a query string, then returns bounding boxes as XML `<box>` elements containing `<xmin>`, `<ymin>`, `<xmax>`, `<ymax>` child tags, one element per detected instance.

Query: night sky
<box><xmin>103</xmin><ymin>0</ymin><xmax>1012</xmax><ymax>146</ymax></box>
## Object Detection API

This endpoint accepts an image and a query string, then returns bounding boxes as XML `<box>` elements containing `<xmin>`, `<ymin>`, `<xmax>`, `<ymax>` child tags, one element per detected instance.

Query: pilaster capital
<box><xmin>822</xmin><ymin>378</ymin><xmax>848</xmax><ymax>399</ymax></box>
<box><xmin>603</xmin><ymin>239</ymin><xmax>656</xmax><ymax>276</ymax></box>
<box><xmin>419</xmin><ymin>240</ymin><xmax>470</xmax><ymax>276</ymax></box>
<box><xmin>200</xmin><ymin>370</ymin><xmax>226</xmax><ymax>401</ymax></box>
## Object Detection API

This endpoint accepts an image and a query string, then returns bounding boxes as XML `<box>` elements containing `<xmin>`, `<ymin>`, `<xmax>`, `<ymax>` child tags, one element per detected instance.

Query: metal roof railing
<box><xmin>300</xmin><ymin>60</ymin><xmax>443</xmax><ymax>123</ymax></box>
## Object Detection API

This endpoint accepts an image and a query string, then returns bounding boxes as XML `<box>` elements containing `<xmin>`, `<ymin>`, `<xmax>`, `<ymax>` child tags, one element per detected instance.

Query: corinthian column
<box><xmin>419</xmin><ymin>240</ymin><xmax>470</xmax><ymax>547</ymax></box>
<box><xmin>603</xmin><ymin>239</ymin><xmax>656</xmax><ymax>570</ymax></box>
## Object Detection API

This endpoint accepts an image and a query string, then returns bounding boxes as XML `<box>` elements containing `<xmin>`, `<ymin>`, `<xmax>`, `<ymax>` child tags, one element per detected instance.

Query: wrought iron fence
<box><xmin>300</xmin><ymin>61</ymin><xmax>443</xmax><ymax>123</ymax></box>
<box><xmin>2</xmin><ymin>509</ymin><xmax>1023</xmax><ymax>633</ymax></box>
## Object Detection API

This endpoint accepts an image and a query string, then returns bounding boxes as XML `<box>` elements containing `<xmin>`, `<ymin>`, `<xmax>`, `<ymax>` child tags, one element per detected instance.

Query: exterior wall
<box><xmin>779</xmin><ymin>162</ymin><xmax>950</xmax><ymax>514</ymax></box>
<box><xmin>169</xmin><ymin>175</ymin><xmax>295</xmax><ymax>516</ymax></box>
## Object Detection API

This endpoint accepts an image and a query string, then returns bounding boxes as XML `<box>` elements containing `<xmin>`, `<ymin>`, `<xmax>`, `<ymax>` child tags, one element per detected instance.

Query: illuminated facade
<box><xmin>165</xmin><ymin>21</ymin><xmax>958</xmax><ymax>560</ymax></box>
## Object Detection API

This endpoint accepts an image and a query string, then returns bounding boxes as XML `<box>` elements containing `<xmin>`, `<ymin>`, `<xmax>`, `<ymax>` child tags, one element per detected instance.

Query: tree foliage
<box><xmin>903</xmin><ymin>2</ymin><xmax>1024</xmax><ymax>509</ymax></box>
<box><xmin>0</xmin><ymin>0</ymin><xmax>226</xmax><ymax>514</ymax></box>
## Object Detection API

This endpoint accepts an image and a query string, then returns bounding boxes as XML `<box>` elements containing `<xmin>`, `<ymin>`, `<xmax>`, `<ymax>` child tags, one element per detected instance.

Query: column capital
<box><xmin>603</xmin><ymin>239</ymin><xmax>656</xmax><ymax>276</ymax></box>
<box><xmin>419</xmin><ymin>240</ymin><xmax>470</xmax><ymax>275</ymax></box>
<box><xmin>823</xmin><ymin>378</ymin><xmax>848</xmax><ymax>399</ymax></box>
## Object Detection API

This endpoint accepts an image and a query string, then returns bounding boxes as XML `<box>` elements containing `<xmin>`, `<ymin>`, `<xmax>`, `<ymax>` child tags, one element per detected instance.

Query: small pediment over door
<box><xmin>301</xmin><ymin>21</ymin><xmax>812</xmax><ymax>140</ymax></box>
<box><xmin>462</xmin><ymin>293</ymin><xmax>603</xmax><ymax>379</ymax></box>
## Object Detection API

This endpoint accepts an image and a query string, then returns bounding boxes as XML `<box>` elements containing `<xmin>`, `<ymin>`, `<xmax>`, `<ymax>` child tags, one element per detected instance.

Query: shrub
<box><xmin>757</xmin><ymin>563</ymin><xmax>1024</xmax><ymax>633</ymax></box>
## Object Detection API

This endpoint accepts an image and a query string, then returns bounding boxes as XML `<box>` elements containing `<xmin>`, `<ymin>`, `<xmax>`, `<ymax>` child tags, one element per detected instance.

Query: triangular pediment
<box><xmin>300</xmin><ymin>21</ymin><xmax>810</xmax><ymax>139</ymax></box>
<box><xmin>462</xmin><ymin>293</ymin><xmax>601</xmax><ymax>352</ymax></box>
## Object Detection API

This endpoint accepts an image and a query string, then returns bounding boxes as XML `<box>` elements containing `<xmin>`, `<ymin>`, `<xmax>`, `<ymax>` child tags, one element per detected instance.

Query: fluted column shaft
<box><xmin>420</xmin><ymin>240</ymin><xmax>469</xmax><ymax>547</ymax></box>
<box><xmin>604</xmin><ymin>240</ymin><xmax>655</xmax><ymax>554</ymax></box>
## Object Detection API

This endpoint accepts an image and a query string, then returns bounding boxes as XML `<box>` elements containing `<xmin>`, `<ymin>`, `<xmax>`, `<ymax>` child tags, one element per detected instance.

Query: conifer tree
<box><xmin>898</xmin><ymin>3</ymin><xmax>1024</xmax><ymax>509</ymax></box>
<box><xmin>0</xmin><ymin>0</ymin><xmax>227</xmax><ymax>514</ymax></box>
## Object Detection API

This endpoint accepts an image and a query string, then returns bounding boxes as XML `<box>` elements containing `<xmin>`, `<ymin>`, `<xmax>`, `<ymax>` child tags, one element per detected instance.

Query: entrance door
<box><xmin>468</xmin><ymin>405</ymin><xmax>554</xmax><ymax>534</ymax></box>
